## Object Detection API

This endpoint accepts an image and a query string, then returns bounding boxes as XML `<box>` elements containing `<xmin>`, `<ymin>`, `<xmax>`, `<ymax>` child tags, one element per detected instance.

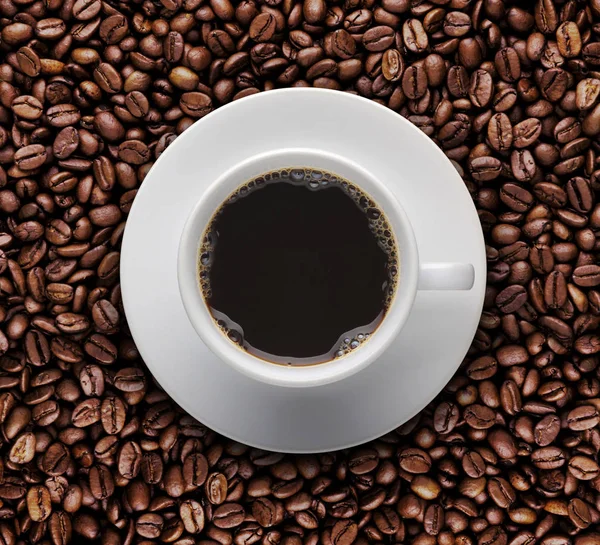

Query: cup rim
<box><xmin>177</xmin><ymin>148</ymin><xmax>419</xmax><ymax>388</ymax></box>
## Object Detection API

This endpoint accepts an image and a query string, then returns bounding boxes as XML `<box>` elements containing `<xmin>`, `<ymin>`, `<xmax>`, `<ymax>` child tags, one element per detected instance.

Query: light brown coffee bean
<box><xmin>180</xmin><ymin>499</ymin><xmax>205</xmax><ymax>533</ymax></box>
<box><xmin>403</xmin><ymin>19</ymin><xmax>428</xmax><ymax>54</ymax></box>
<box><xmin>49</xmin><ymin>511</ymin><xmax>72</xmax><ymax>545</ymax></box>
<box><xmin>488</xmin><ymin>113</ymin><xmax>513</xmax><ymax>152</ymax></box>
<box><xmin>381</xmin><ymin>49</ymin><xmax>404</xmax><ymax>82</ymax></box>
<box><xmin>535</xmin><ymin>0</ymin><xmax>558</xmax><ymax>34</ymax></box>
<box><xmin>27</xmin><ymin>485</ymin><xmax>52</xmax><ymax>522</ymax></box>
<box><xmin>206</xmin><ymin>472</ymin><xmax>228</xmax><ymax>504</ymax></box>
<box><xmin>556</xmin><ymin>22</ymin><xmax>581</xmax><ymax>58</ymax></box>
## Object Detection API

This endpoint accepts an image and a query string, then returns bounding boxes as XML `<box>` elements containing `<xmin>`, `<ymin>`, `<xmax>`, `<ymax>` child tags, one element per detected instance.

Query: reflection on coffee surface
<box><xmin>198</xmin><ymin>168</ymin><xmax>399</xmax><ymax>365</ymax></box>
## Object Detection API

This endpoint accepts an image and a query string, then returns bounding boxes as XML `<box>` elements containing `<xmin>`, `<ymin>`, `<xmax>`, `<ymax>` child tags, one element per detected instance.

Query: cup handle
<box><xmin>418</xmin><ymin>263</ymin><xmax>475</xmax><ymax>291</ymax></box>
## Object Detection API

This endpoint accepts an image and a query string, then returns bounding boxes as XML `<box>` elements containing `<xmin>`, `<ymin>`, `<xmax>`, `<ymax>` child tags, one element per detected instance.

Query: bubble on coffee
<box><xmin>198</xmin><ymin>167</ymin><xmax>399</xmax><ymax>366</ymax></box>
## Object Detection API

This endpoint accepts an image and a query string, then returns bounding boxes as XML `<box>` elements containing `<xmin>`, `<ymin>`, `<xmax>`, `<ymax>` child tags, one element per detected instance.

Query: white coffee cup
<box><xmin>178</xmin><ymin>148</ymin><xmax>474</xmax><ymax>388</ymax></box>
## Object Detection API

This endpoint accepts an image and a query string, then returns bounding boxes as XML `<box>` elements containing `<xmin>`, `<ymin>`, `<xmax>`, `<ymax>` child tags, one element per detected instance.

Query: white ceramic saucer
<box><xmin>121</xmin><ymin>89</ymin><xmax>486</xmax><ymax>453</ymax></box>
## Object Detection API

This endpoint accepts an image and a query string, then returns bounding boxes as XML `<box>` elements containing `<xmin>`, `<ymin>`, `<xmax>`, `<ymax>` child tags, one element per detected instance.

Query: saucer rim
<box><xmin>121</xmin><ymin>88</ymin><xmax>486</xmax><ymax>453</ymax></box>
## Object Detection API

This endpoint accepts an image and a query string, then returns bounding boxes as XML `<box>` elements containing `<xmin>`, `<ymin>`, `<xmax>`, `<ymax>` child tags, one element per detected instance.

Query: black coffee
<box><xmin>198</xmin><ymin>168</ymin><xmax>398</xmax><ymax>365</ymax></box>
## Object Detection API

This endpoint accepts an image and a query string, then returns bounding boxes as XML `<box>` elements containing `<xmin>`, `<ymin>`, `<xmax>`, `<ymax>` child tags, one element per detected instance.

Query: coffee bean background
<box><xmin>1</xmin><ymin>0</ymin><xmax>600</xmax><ymax>544</ymax></box>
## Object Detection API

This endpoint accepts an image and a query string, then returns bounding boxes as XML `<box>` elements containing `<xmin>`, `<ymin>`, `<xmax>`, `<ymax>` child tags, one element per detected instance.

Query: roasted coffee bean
<box><xmin>114</xmin><ymin>368</ymin><xmax>145</xmax><ymax>392</ymax></box>
<box><xmin>566</xmin><ymin>406</ymin><xmax>599</xmax><ymax>430</ymax></box>
<box><xmin>136</xmin><ymin>513</ymin><xmax>163</xmax><ymax>538</ymax></box>
<box><xmin>124</xmin><ymin>91</ymin><xmax>150</xmax><ymax>119</ymax></box>
<box><xmin>16</xmin><ymin>47</ymin><xmax>41</xmax><ymax>78</ymax></box>
<box><xmin>101</xmin><ymin>395</ymin><xmax>126</xmax><ymax>434</ymax></box>
<box><xmin>304</xmin><ymin>0</ymin><xmax>326</xmax><ymax>24</ymax></box>
<box><xmin>488</xmin><ymin>477</ymin><xmax>516</xmax><ymax>509</ymax></box>
<box><xmin>94</xmin><ymin>63</ymin><xmax>122</xmax><ymax>94</ymax></box>
<box><xmin>56</xmin><ymin>313</ymin><xmax>89</xmax><ymax>334</ymax></box>
<box><xmin>488</xmin><ymin>113</ymin><xmax>513</xmax><ymax>152</ymax></box>
<box><xmin>462</xmin><ymin>450</ymin><xmax>485</xmax><ymax>478</ymax></box>
<box><xmin>331</xmin><ymin>520</ymin><xmax>358</xmax><ymax>545</ymax></box>
<box><xmin>79</xmin><ymin>364</ymin><xmax>104</xmax><ymax>397</ymax></box>
<box><xmin>14</xmin><ymin>145</ymin><xmax>47</xmax><ymax>171</ymax></box>
<box><xmin>464</xmin><ymin>404</ymin><xmax>496</xmax><ymax>429</ymax></box>
<box><xmin>47</xmin><ymin>104</ymin><xmax>81</xmax><ymax>128</ymax></box>
<box><xmin>470</xmin><ymin>69</ymin><xmax>493</xmax><ymax>108</ymax></box>
<box><xmin>433</xmin><ymin>401</ymin><xmax>459</xmax><ymax>433</ymax></box>
<box><xmin>402</xmin><ymin>19</ymin><xmax>428</xmax><ymax>54</ymax></box>
<box><xmin>402</xmin><ymin>65</ymin><xmax>427</xmax><ymax>100</ymax></box>
<box><xmin>250</xmin><ymin>13</ymin><xmax>277</xmax><ymax>43</ymax></box>
<box><xmin>89</xmin><ymin>464</ymin><xmax>115</xmax><ymax>499</ymax></box>
<box><xmin>12</xmin><ymin>95</ymin><xmax>44</xmax><ymax>120</ymax></box>
<box><xmin>49</xmin><ymin>511</ymin><xmax>72</xmax><ymax>545</ymax></box>
<box><xmin>141</xmin><ymin>452</ymin><xmax>163</xmax><ymax>485</ymax></box>
<box><xmin>532</xmin><ymin>447</ymin><xmax>566</xmax><ymax>469</ymax></box>
<box><xmin>500</xmin><ymin>183</ymin><xmax>533</xmax><ymax>212</ymax></box>
<box><xmin>183</xmin><ymin>452</ymin><xmax>209</xmax><ymax>487</ymax></box>
<box><xmin>438</xmin><ymin>118</ymin><xmax>470</xmax><ymax>149</ymax></box>
<box><xmin>206</xmin><ymin>472</ymin><xmax>228</xmax><ymax>504</ymax></box>
<box><xmin>566</xmin><ymin>177</ymin><xmax>594</xmax><ymax>213</ymax></box>
<box><xmin>568</xmin><ymin>456</ymin><xmax>600</xmax><ymax>480</ymax></box>
<box><xmin>118</xmin><ymin>140</ymin><xmax>150</xmax><ymax>165</ymax></box>
<box><xmin>544</xmin><ymin>271</ymin><xmax>567</xmax><ymax>309</ymax></box>
<box><xmin>513</xmin><ymin>119</ymin><xmax>542</xmax><ymax>148</ymax></box>
<box><xmin>72</xmin><ymin>398</ymin><xmax>101</xmax><ymax>427</ymax></box>
<box><xmin>213</xmin><ymin>503</ymin><xmax>245</xmax><ymax>528</ymax></box>
<box><xmin>180</xmin><ymin>92</ymin><xmax>213</xmax><ymax>118</ymax></box>
<box><xmin>27</xmin><ymin>485</ymin><xmax>52</xmax><ymax>522</ymax></box>
<box><xmin>534</xmin><ymin>415</ymin><xmax>561</xmax><ymax>446</ymax></box>
<box><xmin>573</xmin><ymin>265</ymin><xmax>600</xmax><ymax>287</ymax></box>
<box><xmin>180</xmin><ymin>499</ymin><xmax>205</xmax><ymax>533</ymax></box>
<box><xmin>447</xmin><ymin>65</ymin><xmax>469</xmax><ymax>98</ymax></box>
<box><xmin>348</xmin><ymin>449</ymin><xmax>378</xmax><ymax>474</ymax></box>
<box><xmin>495</xmin><ymin>48</ymin><xmax>521</xmax><ymax>82</ymax></box>
<box><xmin>99</xmin><ymin>14</ymin><xmax>128</xmax><ymax>44</ymax></box>
<box><xmin>556</xmin><ymin>22</ymin><xmax>582</xmax><ymax>58</ymax></box>
<box><xmin>535</xmin><ymin>0</ymin><xmax>558</xmax><ymax>34</ymax></box>
<box><xmin>541</xmin><ymin>68</ymin><xmax>569</xmax><ymax>101</ymax></box>
<box><xmin>489</xmin><ymin>428</ymin><xmax>519</xmax><ymax>459</ymax></box>
<box><xmin>576</xmin><ymin>78</ymin><xmax>600</xmax><ymax>110</ymax></box>
<box><xmin>381</xmin><ymin>49</ymin><xmax>403</xmax><ymax>82</ymax></box>
<box><xmin>496</xmin><ymin>285</ymin><xmax>527</xmax><ymax>313</ymax></box>
<box><xmin>117</xmin><ymin>440</ymin><xmax>142</xmax><ymax>478</ymax></box>
<box><xmin>363</xmin><ymin>26</ymin><xmax>395</xmax><ymax>53</ymax></box>
<box><xmin>470</xmin><ymin>157</ymin><xmax>502</xmax><ymax>182</ymax></box>
<box><xmin>46</xmin><ymin>219</ymin><xmax>72</xmax><ymax>246</ymax></box>
<box><xmin>252</xmin><ymin>497</ymin><xmax>279</xmax><ymax>527</ymax></box>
